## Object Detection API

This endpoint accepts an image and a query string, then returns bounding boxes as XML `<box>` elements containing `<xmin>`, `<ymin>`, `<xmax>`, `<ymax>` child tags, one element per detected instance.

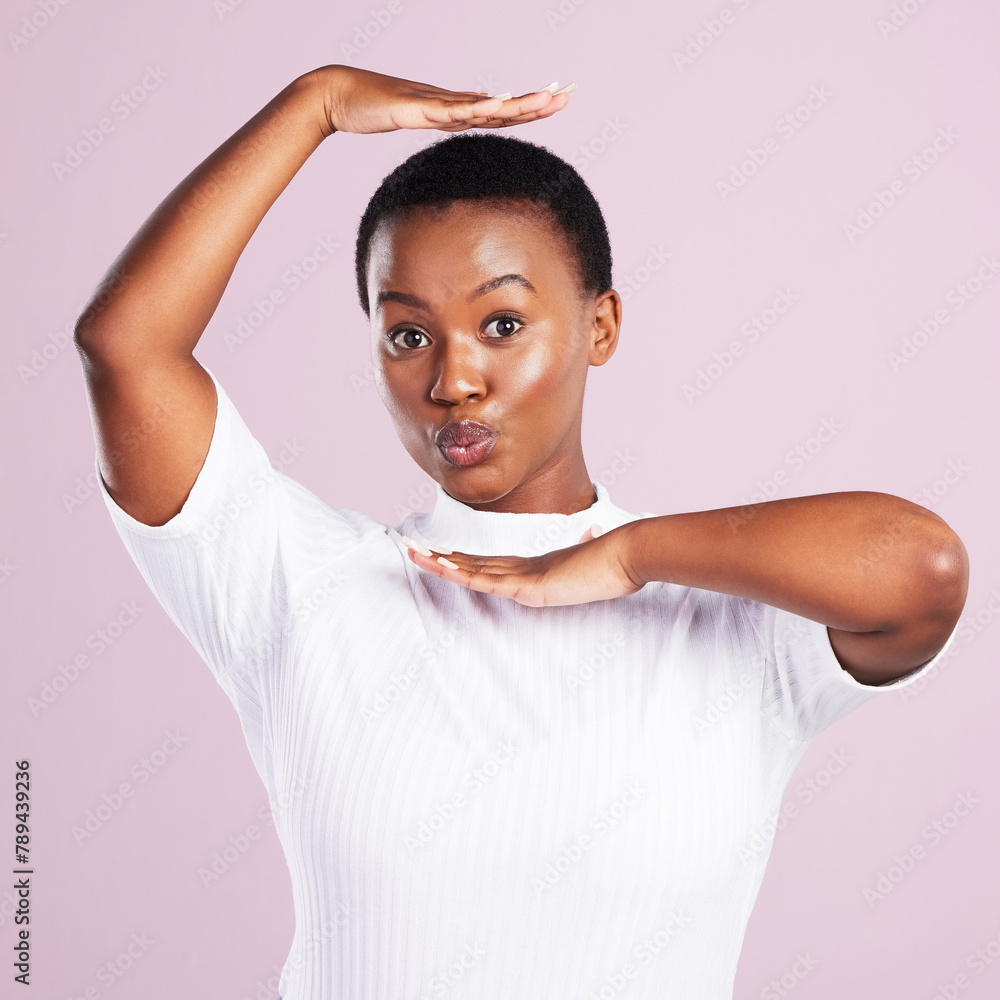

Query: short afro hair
<box><xmin>354</xmin><ymin>131</ymin><xmax>613</xmax><ymax>317</ymax></box>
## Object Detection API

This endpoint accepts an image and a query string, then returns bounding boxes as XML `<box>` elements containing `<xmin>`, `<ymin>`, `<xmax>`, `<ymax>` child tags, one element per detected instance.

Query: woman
<box><xmin>74</xmin><ymin>64</ymin><xmax>968</xmax><ymax>999</ymax></box>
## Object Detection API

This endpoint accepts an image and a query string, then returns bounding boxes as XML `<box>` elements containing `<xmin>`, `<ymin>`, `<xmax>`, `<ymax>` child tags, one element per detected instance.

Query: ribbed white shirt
<box><xmin>95</xmin><ymin>365</ymin><xmax>957</xmax><ymax>1000</ymax></box>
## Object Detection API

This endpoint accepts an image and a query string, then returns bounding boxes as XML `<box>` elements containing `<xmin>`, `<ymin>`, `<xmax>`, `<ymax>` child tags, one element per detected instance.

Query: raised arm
<box><xmin>73</xmin><ymin>69</ymin><xmax>336</xmax><ymax>527</ymax></box>
<box><xmin>73</xmin><ymin>65</ymin><xmax>572</xmax><ymax>527</ymax></box>
<box><xmin>620</xmin><ymin>492</ymin><xmax>969</xmax><ymax>684</ymax></box>
<box><xmin>401</xmin><ymin>491</ymin><xmax>969</xmax><ymax>686</ymax></box>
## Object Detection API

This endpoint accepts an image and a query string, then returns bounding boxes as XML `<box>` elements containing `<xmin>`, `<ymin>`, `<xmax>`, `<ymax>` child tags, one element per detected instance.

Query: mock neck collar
<box><xmin>402</xmin><ymin>480</ymin><xmax>645</xmax><ymax>557</ymax></box>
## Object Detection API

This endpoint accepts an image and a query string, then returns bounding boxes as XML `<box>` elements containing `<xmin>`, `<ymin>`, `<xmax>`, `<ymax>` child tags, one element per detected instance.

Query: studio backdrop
<box><xmin>2</xmin><ymin>1</ymin><xmax>998</xmax><ymax>998</ymax></box>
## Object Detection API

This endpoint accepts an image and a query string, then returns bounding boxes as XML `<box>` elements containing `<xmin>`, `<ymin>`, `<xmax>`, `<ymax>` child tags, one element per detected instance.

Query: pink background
<box><xmin>3</xmin><ymin>1</ymin><xmax>999</xmax><ymax>997</ymax></box>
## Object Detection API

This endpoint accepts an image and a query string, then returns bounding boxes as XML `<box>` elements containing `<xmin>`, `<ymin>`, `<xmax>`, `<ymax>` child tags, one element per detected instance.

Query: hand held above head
<box><xmin>307</xmin><ymin>64</ymin><xmax>577</xmax><ymax>137</ymax></box>
<box><xmin>73</xmin><ymin>61</ymin><xmax>574</xmax><ymax>529</ymax></box>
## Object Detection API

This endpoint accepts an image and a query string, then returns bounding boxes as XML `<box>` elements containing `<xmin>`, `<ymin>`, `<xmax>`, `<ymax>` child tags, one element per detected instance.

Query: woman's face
<box><xmin>367</xmin><ymin>198</ymin><xmax>621</xmax><ymax>511</ymax></box>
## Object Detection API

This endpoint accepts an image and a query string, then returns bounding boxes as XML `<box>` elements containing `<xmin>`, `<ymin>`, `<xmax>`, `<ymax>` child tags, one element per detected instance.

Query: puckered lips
<box><xmin>434</xmin><ymin>418</ymin><xmax>498</xmax><ymax>468</ymax></box>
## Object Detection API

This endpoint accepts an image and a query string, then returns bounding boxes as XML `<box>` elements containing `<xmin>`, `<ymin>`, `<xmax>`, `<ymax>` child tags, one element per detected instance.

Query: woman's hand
<box><xmin>306</xmin><ymin>64</ymin><xmax>575</xmax><ymax>137</ymax></box>
<box><xmin>400</xmin><ymin>524</ymin><xmax>646</xmax><ymax>607</ymax></box>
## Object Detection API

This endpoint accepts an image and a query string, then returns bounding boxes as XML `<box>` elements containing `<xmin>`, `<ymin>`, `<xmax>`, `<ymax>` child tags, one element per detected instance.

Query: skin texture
<box><xmin>368</xmin><ymin>198</ymin><xmax>621</xmax><ymax>516</ymax></box>
<box><xmin>68</xmin><ymin>58</ymin><xmax>969</xmax><ymax>687</ymax></box>
<box><xmin>380</xmin><ymin>204</ymin><xmax>970</xmax><ymax>685</ymax></box>
<box><xmin>404</xmin><ymin>487</ymin><xmax>968</xmax><ymax>684</ymax></box>
<box><xmin>72</xmin><ymin>65</ymin><xmax>573</xmax><ymax>528</ymax></box>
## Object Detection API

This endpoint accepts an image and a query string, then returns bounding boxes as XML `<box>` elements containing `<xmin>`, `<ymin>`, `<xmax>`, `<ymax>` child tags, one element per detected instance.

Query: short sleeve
<box><xmin>751</xmin><ymin>602</ymin><xmax>962</xmax><ymax>742</ymax></box>
<box><xmin>95</xmin><ymin>365</ymin><xmax>309</xmax><ymax>699</ymax></box>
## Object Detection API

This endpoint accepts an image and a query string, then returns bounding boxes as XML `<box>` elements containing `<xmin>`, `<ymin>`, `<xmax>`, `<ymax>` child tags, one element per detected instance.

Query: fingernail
<box><xmin>590</xmin><ymin>523</ymin><xmax>603</xmax><ymax>537</ymax></box>
<box><xmin>401</xmin><ymin>534</ymin><xmax>433</xmax><ymax>557</ymax></box>
<box><xmin>492</xmin><ymin>92</ymin><xmax>512</xmax><ymax>101</ymax></box>
<box><xmin>552</xmin><ymin>82</ymin><xmax>577</xmax><ymax>95</ymax></box>
<box><xmin>437</xmin><ymin>556</ymin><xmax>459</xmax><ymax>570</ymax></box>
<box><xmin>426</xmin><ymin>542</ymin><xmax>454</xmax><ymax>555</ymax></box>
<box><xmin>541</xmin><ymin>81</ymin><xmax>560</xmax><ymax>93</ymax></box>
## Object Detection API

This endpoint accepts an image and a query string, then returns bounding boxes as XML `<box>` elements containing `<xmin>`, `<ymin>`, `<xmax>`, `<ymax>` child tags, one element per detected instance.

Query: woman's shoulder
<box><xmin>279</xmin><ymin>475</ymin><xmax>396</xmax><ymax>544</ymax></box>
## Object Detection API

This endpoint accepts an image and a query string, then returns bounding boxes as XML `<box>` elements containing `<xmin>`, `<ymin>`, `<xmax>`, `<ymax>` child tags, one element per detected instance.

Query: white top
<box><xmin>95</xmin><ymin>366</ymin><xmax>958</xmax><ymax>1000</ymax></box>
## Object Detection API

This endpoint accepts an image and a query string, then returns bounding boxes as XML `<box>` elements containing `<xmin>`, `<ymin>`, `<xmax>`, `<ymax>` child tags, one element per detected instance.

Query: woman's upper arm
<box><xmin>76</xmin><ymin>350</ymin><xmax>218</xmax><ymax>527</ymax></box>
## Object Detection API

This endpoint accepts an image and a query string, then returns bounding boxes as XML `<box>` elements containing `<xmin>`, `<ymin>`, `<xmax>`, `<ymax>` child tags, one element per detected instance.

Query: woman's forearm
<box><xmin>623</xmin><ymin>490</ymin><xmax>968</xmax><ymax>647</ymax></box>
<box><xmin>74</xmin><ymin>67</ymin><xmax>335</xmax><ymax>363</ymax></box>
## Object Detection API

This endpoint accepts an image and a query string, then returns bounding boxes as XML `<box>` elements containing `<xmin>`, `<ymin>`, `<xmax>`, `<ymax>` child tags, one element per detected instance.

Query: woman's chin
<box><xmin>437</xmin><ymin>464</ymin><xmax>515</xmax><ymax>506</ymax></box>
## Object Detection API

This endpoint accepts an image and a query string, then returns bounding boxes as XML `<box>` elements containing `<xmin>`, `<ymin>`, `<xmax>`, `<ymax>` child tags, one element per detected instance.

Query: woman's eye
<box><xmin>389</xmin><ymin>328</ymin><xmax>430</xmax><ymax>349</ymax></box>
<box><xmin>388</xmin><ymin>316</ymin><xmax>523</xmax><ymax>348</ymax></box>
<box><xmin>484</xmin><ymin>315</ymin><xmax>523</xmax><ymax>339</ymax></box>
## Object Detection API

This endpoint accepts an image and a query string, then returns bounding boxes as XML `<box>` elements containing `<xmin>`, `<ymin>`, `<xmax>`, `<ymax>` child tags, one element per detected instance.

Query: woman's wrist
<box><xmin>618</xmin><ymin>518</ymin><xmax>653</xmax><ymax>590</ymax></box>
<box><xmin>295</xmin><ymin>64</ymin><xmax>348</xmax><ymax>139</ymax></box>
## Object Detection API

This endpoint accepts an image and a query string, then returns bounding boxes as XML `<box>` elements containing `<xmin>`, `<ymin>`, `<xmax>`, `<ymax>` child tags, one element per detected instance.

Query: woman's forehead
<box><xmin>368</xmin><ymin>201</ymin><xmax>571</xmax><ymax>289</ymax></box>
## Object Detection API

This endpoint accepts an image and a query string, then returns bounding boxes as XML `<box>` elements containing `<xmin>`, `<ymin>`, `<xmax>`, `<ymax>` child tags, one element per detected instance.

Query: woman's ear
<box><xmin>588</xmin><ymin>288</ymin><xmax>622</xmax><ymax>366</ymax></box>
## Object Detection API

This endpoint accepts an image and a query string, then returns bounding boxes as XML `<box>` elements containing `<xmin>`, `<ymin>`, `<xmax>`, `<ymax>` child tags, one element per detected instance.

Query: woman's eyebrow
<box><xmin>376</xmin><ymin>289</ymin><xmax>430</xmax><ymax>311</ymax></box>
<box><xmin>467</xmin><ymin>273</ymin><xmax>537</xmax><ymax>302</ymax></box>
<box><xmin>376</xmin><ymin>274</ymin><xmax>537</xmax><ymax>313</ymax></box>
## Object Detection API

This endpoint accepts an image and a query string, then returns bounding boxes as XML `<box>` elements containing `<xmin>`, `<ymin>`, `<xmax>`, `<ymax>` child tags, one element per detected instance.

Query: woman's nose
<box><xmin>430</xmin><ymin>342</ymin><xmax>486</xmax><ymax>403</ymax></box>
